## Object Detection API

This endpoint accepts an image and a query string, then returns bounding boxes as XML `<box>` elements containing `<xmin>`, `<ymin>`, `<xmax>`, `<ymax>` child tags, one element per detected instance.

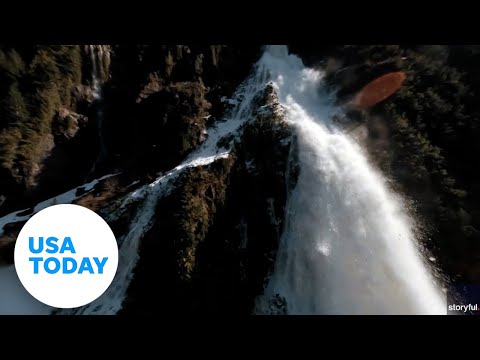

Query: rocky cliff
<box><xmin>0</xmin><ymin>45</ymin><xmax>111</xmax><ymax>216</ymax></box>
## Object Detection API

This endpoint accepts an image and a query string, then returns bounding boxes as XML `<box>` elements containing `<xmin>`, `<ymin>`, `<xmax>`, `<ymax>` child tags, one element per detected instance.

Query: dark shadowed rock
<box><xmin>119</xmin><ymin>84</ymin><xmax>294</xmax><ymax>314</ymax></box>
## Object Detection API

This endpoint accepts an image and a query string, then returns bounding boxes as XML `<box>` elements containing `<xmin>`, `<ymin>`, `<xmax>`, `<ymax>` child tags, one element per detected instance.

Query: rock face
<box><xmin>0</xmin><ymin>45</ymin><xmax>287</xmax><ymax>314</ymax></box>
<box><xmin>0</xmin><ymin>45</ymin><xmax>260</xmax><ymax>216</ymax></box>
<box><xmin>13</xmin><ymin>77</ymin><xmax>293</xmax><ymax>315</ymax></box>
<box><xmin>101</xmin><ymin>45</ymin><xmax>262</xmax><ymax>177</ymax></box>
<box><xmin>0</xmin><ymin>45</ymin><xmax>111</xmax><ymax>216</ymax></box>
<box><xmin>119</xmin><ymin>83</ymin><xmax>294</xmax><ymax>315</ymax></box>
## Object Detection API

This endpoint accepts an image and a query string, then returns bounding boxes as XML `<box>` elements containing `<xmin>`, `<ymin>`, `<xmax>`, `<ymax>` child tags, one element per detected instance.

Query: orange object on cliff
<box><xmin>352</xmin><ymin>71</ymin><xmax>406</xmax><ymax>109</ymax></box>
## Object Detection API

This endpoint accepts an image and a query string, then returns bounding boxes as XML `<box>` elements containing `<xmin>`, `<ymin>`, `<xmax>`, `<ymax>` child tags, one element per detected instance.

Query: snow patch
<box><xmin>0</xmin><ymin>173</ymin><xmax>119</xmax><ymax>237</ymax></box>
<box><xmin>0</xmin><ymin>265</ymin><xmax>53</xmax><ymax>315</ymax></box>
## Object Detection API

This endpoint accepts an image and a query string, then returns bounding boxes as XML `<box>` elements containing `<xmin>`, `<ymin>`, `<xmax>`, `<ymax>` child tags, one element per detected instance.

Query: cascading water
<box><xmin>255</xmin><ymin>45</ymin><xmax>447</xmax><ymax>315</ymax></box>
<box><xmin>88</xmin><ymin>45</ymin><xmax>108</xmax><ymax>173</ymax></box>
<box><xmin>89</xmin><ymin>45</ymin><xmax>102</xmax><ymax>99</ymax></box>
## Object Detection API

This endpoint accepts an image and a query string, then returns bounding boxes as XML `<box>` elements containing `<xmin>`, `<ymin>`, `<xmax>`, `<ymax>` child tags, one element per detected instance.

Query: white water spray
<box><xmin>255</xmin><ymin>46</ymin><xmax>446</xmax><ymax>314</ymax></box>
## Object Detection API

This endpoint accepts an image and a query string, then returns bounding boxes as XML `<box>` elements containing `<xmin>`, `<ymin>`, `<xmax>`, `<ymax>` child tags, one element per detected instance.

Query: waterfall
<box><xmin>88</xmin><ymin>45</ymin><xmax>109</xmax><ymax>173</ymax></box>
<box><xmin>0</xmin><ymin>45</ymin><xmax>448</xmax><ymax>315</ymax></box>
<box><xmin>255</xmin><ymin>45</ymin><xmax>447</xmax><ymax>314</ymax></box>
<box><xmin>89</xmin><ymin>45</ymin><xmax>102</xmax><ymax>99</ymax></box>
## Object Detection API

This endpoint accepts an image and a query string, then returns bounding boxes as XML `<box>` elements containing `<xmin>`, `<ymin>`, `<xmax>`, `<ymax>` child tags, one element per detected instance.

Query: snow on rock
<box><xmin>0</xmin><ymin>173</ymin><xmax>119</xmax><ymax>237</ymax></box>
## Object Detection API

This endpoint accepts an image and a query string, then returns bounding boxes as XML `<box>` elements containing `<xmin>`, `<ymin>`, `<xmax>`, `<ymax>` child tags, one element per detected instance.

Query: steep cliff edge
<box><xmin>119</xmin><ymin>83</ymin><xmax>293</xmax><ymax>314</ymax></box>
